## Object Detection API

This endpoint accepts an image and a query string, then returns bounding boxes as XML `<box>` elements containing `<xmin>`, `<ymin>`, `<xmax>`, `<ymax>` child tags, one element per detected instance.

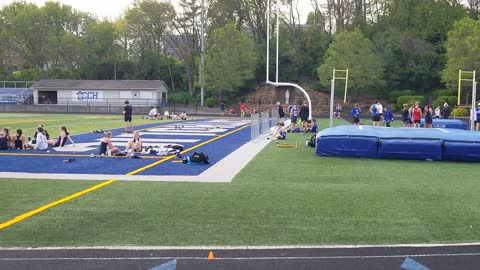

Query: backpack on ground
<box><xmin>307</xmin><ymin>134</ymin><xmax>316</xmax><ymax>147</ymax></box>
<box><xmin>183</xmin><ymin>152</ymin><xmax>209</xmax><ymax>164</ymax></box>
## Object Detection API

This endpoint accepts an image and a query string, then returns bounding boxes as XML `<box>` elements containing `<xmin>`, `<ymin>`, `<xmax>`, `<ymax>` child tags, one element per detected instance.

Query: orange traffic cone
<box><xmin>208</xmin><ymin>251</ymin><xmax>215</xmax><ymax>261</ymax></box>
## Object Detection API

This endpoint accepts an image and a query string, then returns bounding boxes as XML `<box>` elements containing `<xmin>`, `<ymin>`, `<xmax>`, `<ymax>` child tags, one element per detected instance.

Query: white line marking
<box><xmin>117</xmin><ymin>132</ymin><xmax>216</xmax><ymax>137</ymax></box>
<box><xmin>3</xmin><ymin>243</ymin><xmax>480</xmax><ymax>250</ymax></box>
<box><xmin>1</xmin><ymin>253</ymin><xmax>480</xmax><ymax>261</ymax></box>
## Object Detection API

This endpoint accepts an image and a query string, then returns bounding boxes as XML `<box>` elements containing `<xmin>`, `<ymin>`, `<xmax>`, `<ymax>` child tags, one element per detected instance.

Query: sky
<box><xmin>0</xmin><ymin>0</ymin><xmax>313</xmax><ymax>23</ymax></box>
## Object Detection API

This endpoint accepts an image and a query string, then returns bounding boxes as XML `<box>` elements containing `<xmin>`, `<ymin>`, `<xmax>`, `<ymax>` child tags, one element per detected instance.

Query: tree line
<box><xmin>0</xmin><ymin>0</ymin><xmax>479</xmax><ymax>106</ymax></box>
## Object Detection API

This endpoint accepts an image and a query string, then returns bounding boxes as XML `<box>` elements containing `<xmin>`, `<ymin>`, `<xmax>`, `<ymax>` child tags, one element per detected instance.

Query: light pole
<box><xmin>200</xmin><ymin>0</ymin><xmax>206</xmax><ymax>107</ymax></box>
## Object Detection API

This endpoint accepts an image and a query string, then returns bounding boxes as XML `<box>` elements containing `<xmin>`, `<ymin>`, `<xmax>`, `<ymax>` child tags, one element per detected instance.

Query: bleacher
<box><xmin>0</xmin><ymin>88</ymin><xmax>33</xmax><ymax>104</ymax></box>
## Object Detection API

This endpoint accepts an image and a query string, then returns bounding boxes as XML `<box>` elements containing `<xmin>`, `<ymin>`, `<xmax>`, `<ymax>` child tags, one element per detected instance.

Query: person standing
<box><xmin>475</xmin><ymin>103</ymin><xmax>480</xmax><ymax>131</ymax></box>
<box><xmin>377</xmin><ymin>101</ymin><xmax>384</xmax><ymax>123</ymax></box>
<box><xmin>402</xmin><ymin>104</ymin><xmax>409</xmax><ymax>127</ymax></box>
<box><xmin>369</xmin><ymin>100</ymin><xmax>380</xmax><ymax>126</ymax></box>
<box><xmin>277</xmin><ymin>102</ymin><xmax>285</xmax><ymax>118</ymax></box>
<box><xmin>299</xmin><ymin>102</ymin><xmax>309</xmax><ymax>123</ymax></box>
<box><xmin>123</xmin><ymin>100</ymin><xmax>133</xmax><ymax>133</ymax></box>
<box><xmin>424</xmin><ymin>105</ymin><xmax>433</xmax><ymax>128</ymax></box>
<box><xmin>351</xmin><ymin>103</ymin><xmax>361</xmax><ymax>125</ymax></box>
<box><xmin>384</xmin><ymin>107</ymin><xmax>393</xmax><ymax>127</ymax></box>
<box><xmin>220</xmin><ymin>102</ymin><xmax>225</xmax><ymax>117</ymax></box>
<box><xmin>290</xmin><ymin>104</ymin><xmax>298</xmax><ymax>131</ymax></box>
<box><xmin>442</xmin><ymin>103</ymin><xmax>450</xmax><ymax>119</ymax></box>
<box><xmin>412</xmin><ymin>102</ymin><xmax>422</xmax><ymax>128</ymax></box>
<box><xmin>434</xmin><ymin>106</ymin><xmax>441</xmax><ymax>119</ymax></box>
<box><xmin>240</xmin><ymin>101</ymin><xmax>246</xmax><ymax>117</ymax></box>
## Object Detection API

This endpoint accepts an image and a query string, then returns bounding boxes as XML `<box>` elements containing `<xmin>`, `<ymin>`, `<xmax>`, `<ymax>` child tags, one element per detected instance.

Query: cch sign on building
<box><xmin>73</xmin><ymin>90</ymin><xmax>103</xmax><ymax>101</ymax></box>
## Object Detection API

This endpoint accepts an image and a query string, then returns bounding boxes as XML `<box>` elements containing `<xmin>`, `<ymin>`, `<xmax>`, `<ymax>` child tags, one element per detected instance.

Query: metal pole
<box><xmin>275</xmin><ymin>0</ymin><xmax>279</xmax><ymax>83</ymax></box>
<box><xmin>200</xmin><ymin>0</ymin><xmax>205</xmax><ymax>107</ymax></box>
<box><xmin>266</xmin><ymin>0</ymin><xmax>270</xmax><ymax>82</ymax></box>
<box><xmin>471</xmin><ymin>71</ymin><xmax>477</xmax><ymax>131</ymax></box>
<box><xmin>458</xmin><ymin>70</ymin><xmax>462</xmax><ymax>105</ymax></box>
<box><xmin>330</xmin><ymin>79</ymin><xmax>334</xmax><ymax>128</ymax></box>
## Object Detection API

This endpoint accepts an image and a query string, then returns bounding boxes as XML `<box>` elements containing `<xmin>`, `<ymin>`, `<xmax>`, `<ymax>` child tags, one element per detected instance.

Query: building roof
<box><xmin>32</xmin><ymin>80</ymin><xmax>168</xmax><ymax>90</ymax></box>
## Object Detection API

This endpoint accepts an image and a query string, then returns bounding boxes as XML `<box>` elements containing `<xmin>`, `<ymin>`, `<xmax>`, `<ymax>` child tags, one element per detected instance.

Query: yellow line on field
<box><xmin>0</xmin><ymin>122</ymin><xmax>251</xmax><ymax>231</ymax></box>
<box><xmin>126</xmin><ymin>124</ymin><xmax>251</xmax><ymax>175</ymax></box>
<box><xmin>0</xmin><ymin>179</ymin><xmax>117</xmax><ymax>230</ymax></box>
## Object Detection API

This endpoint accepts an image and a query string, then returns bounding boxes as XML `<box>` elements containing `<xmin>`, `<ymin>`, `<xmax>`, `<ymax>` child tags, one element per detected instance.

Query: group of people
<box><xmin>99</xmin><ymin>130</ymin><xmax>143</xmax><ymax>156</ymax></box>
<box><xmin>269</xmin><ymin>101</ymin><xmax>317</xmax><ymax>140</ymax></box>
<box><xmin>0</xmin><ymin>125</ymin><xmax>75</xmax><ymax>151</ymax></box>
<box><xmin>351</xmin><ymin>100</ymin><xmax>454</xmax><ymax>128</ymax></box>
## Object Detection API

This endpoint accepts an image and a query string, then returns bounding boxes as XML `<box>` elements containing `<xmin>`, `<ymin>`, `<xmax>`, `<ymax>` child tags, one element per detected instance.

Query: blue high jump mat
<box><xmin>419</xmin><ymin>119</ymin><xmax>467</xmax><ymax>129</ymax></box>
<box><xmin>0</xmin><ymin>119</ymin><xmax>252</xmax><ymax>176</ymax></box>
<box><xmin>315</xmin><ymin>125</ymin><xmax>480</xmax><ymax>162</ymax></box>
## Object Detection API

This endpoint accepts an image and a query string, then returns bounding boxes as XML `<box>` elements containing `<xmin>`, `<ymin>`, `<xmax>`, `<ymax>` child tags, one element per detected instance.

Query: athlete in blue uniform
<box><xmin>476</xmin><ymin>103</ymin><xmax>480</xmax><ymax>131</ymax></box>
<box><xmin>351</xmin><ymin>103</ymin><xmax>361</xmax><ymax>125</ymax></box>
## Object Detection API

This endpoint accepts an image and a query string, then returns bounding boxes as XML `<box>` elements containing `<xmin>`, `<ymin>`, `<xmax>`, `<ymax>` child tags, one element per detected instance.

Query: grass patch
<box><xmin>0</xmin><ymin>115</ymin><xmax>479</xmax><ymax>246</ymax></box>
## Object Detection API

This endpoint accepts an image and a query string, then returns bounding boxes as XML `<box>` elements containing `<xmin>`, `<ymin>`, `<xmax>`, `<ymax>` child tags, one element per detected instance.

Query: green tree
<box><xmin>442</xmin><ymin>17</ymin><xmax>480</xmax><ymax>89</ymax></box>
<box><xmin>317</xmin><ymin>28</ymin><xmax>384</xmax><ymax>97</ymax></box>
<box><xmin>205</xmin><ymin>23</ymin><xmax>256</xmax><ymax>102</ymax></box>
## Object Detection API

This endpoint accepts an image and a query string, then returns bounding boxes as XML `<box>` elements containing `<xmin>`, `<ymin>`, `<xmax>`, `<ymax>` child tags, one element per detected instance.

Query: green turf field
<box><xmin>0</xmin><ymin>113</ymin><xmax>479</xmax><ymax>247</ymax></box>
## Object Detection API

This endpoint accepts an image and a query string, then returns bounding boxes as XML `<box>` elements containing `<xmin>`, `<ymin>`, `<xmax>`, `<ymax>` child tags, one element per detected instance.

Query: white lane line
<box><xmin>1</xmin><ymin>253</ymin><xmax>480</xmax><ymax>261</ymax></box>
<box><xmin>117</xmin><ymin>132</ymin><xmax>216</xmax><ymax>137</ymax></box>
<box><xmin>146</xmin><ymin>129</ymin><xmax>227</xmax><ymax>133</ymax></box>
<box><xmin>3</xmin><ymin>243</ymin><xmax>480</xmax><ymax>250</ymax></box>
<box><xmin>103</xmin><ymin>138</ymin><xmax>199</xmax><ymax>143</ymax></box>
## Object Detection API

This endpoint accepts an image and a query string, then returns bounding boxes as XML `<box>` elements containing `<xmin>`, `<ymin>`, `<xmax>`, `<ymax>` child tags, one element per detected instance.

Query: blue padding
<box><xmin>315</xmin><ymin>125</ymin><xmax>480</xmax><ymax>161</ymax></box>
<box><xmin>443</xmin><ymin>141</ymin><xmax>480</xmax><ymax>162</ymax></box>
<box><xmin>379</xmin><ymin>139</ymin><xmax>442</xmax><ymax>161</ymax></box>
<box><xmin>316</xmin><ymin>136</ymin><xmax>378</xmax><ymax>158</ymax></box>
<box><xmin>420</xmin><ymin>119</ymin><xmax>467</xmax><ymax>129</ymax></box>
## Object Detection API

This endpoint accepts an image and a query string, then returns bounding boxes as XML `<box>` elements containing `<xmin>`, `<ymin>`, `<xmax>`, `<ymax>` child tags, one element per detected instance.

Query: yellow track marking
<box><xmin>0</xmin><ymin>122</ymin><xmax>250</xmax><ymax>231</ymax></box>
<box><xmin>0</xmin><ymin>179</ymin><xmax>117</xmax><ymax>230</ymax></box>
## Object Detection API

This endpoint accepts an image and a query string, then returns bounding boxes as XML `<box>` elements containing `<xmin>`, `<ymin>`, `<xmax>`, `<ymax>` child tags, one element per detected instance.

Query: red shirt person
<box><xmin>412</xmin><ymin>102</ymin><xmax>422</xmax><ymax>128</ymax></box>
<box><xmin>240</xmin><ymin>102</ymin><xmax>246</xmax><ymax>117</ymax></box>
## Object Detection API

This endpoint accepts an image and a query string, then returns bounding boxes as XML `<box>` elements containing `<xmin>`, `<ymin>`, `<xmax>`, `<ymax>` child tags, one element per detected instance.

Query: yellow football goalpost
<box><xmin>329</xmin><ymin>69</ymin><xmax>349</xmax><ymax>128</ymax></box>
<box><xmin>457</xmin><ymin>70</ymin><xmax>477</xmax><ymax>131</ymax></box>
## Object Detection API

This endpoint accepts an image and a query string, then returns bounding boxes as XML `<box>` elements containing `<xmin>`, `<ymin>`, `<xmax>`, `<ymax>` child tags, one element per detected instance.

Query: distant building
<box><xmin>31</xmin><ymin>79</ymin><xmax>169</xmax><ymax>106</ymax></box>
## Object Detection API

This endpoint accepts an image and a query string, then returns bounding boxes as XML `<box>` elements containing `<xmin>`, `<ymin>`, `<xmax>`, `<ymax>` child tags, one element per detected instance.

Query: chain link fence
<box><xmin>251</xmin><ymin>110</ymin><xmax>277</xmax><ymax>141</ymax></box>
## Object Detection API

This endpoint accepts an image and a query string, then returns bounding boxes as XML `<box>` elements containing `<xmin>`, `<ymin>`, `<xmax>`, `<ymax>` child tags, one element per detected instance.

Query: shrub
<box><xmin>433</xmin><ymin>96</ymin><xmax>448</xmax><ymax>109</ymax></box>
<box><xmin>204</xmin><ymin>97</ymin><xmax>218</xmax><ymax>108</ymax></box>
<box><xmin>433</xmin><ymin>89</ymin><xmax>457</xmax><ymax>98</ymax></box>
<box><xmin>168</xmin><ymin>91</ymin><xmax>190</xmax><ymax>105</ymax></box>
<box><xmin>453</xmin><ymin>107</ymin><xmax>469</xmax><ymax>117</ymax></box>
<box><xmin>447</xmin><ymin>96</ymin><xmax>457</xmax><ymax>106</ymax></box>
<box><xmin>411</xmin><ymin>96</ymin><xmax>425</xmax><ymax>106</ymax></box>
<box><xmin>388</xmin><ymin>90</ymin><xmax>415</xmax><ymax>102</ymax></box>
<box><xmin>396</xmin><ymin>95</ymin><xmax>413</xmax><ymax>108</ymax></box>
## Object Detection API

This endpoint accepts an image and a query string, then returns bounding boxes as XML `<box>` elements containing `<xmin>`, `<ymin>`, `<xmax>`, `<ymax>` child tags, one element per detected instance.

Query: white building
<box><xmin>31</xmin><ymin>80</ymin><xmax>168</xmax><ymax>106</ymax></box>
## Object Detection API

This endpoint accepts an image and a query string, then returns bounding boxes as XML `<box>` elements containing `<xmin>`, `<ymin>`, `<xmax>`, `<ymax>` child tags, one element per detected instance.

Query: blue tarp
<box><xmin>316</xmin><ymin>125</ymin><xmax>480</xmax><ymax>161</ymax></box>
<box><xmin>420</xmin><ymin>119</ymin><xmax>467</xmax><ymax>129</ymax></box>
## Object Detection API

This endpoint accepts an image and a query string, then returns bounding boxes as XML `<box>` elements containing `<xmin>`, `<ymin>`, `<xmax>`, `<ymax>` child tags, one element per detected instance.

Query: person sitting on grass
<box><xmin>125</xmin><ymin>131</ymin><xmax>143</xmax><ymax>154</ymax></box>
<box><xmin>99</xmin><ymin>131</ymin><xmax>121</xmax><ymax>156</ymax></box>
<box><xmin>12</xmin><ymin>128</ymin><xmax>26</xmax><ymax>150</ymax></box>
<box><xmin>179</xmin><ymin>111</ymin><xmax>187</xmax><ymax>120</ymax></box>
<box><xmin>302</xmin><ymin>119</ymin><xmax>318</xmax><ymax>133</ymax></box>
<box><xmin>0</xmin><ymin>128</ymin><xmax>11</xmax><ymax>150</ymax></box>
<box><xmin>164</xmin><ymin>110</ymin><xmax>170</xmax><ymax>119</ymax></box>
<box><xmin>48</xmin><ymin>126</ymin><xmax>75</xmax><ymax>147</ymax></box>
<box><xmin>32</xmin><ymin>124</ymin><xmax>50</xmax><ymax>144</ymax></box>
<box><xmin>270</xmin><ymin>122</ymin><xmax>286</xmax><ymax>140</ymax></box>
<box><xmin>26</xmin><ymin>126</ymin><xmax>49</xmax><ymax>150</ymax></box>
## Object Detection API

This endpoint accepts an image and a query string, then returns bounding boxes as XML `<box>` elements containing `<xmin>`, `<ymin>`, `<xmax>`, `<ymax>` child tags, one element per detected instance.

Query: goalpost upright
<box><xmin>458</xmin><ymin>70</ymin><xmax>477</xmax><ymax>131</ymax></box>
<box><xmin>266</xmin><ymin>0</ymin><xmax>312</xmax><ymax>120</ymax></box>
<box><xmin>329</xmin><ymin>69</ymin><xmax>349</xmax><ymax>128</ymax></box>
